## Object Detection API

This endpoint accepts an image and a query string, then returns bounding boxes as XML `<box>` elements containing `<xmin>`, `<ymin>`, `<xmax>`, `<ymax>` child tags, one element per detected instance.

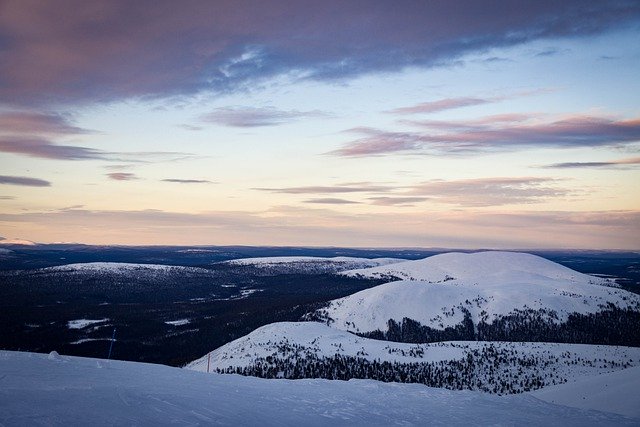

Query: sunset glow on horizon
<box><xmin>1</xmin><ymin>1</ymin><xmax>639</xmax><ymax>249</ymax></box>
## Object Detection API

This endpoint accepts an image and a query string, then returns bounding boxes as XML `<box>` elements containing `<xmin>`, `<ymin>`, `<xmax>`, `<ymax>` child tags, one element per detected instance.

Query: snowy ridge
<box><xmin>221</xmin><ymin>256</ymin><xmax>406</xmax><ymax>274</ymax></box>
<box><xmin>342</xmin><ymin>251</ymin><xmax>613</xmax><ymax>286</ymax></box>
<box><xmin>2</xmin><ymin>350</ymin><xmax>635</xmax><ymax>426</ymax></box>
<box><xmin>187</xmin><ymin>321</ymin><xmax>640</xmax><ymax>394</ymax></box>
<box><xmin>187</xmin><ymin>322</ymin><xmax>467</xmax><ymax>368</ymax></box>
<box><xmin>37</xmin><ymin>262</ymin><xmax>212</xmax><ymax>274</ymax></box>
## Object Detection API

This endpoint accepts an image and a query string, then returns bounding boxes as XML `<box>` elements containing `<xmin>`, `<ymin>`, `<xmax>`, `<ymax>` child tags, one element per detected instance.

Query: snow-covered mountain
<box><xmin>342</xmin><ymin>251</ymin><xmax>613</xmax><ymax>286</ymax></box>
<box><xmin>2</xmin><ymin>350</ymin><xmax>636</xmax><ymax>426</ymax></box>
<box><xmin>312</xmin><ymin>251</ymin><xmax>640</xmax><ymax>344</ymax></box>
<box><xmin>221</xmin><ymin>256</ymin><xmax>406</xmax><ymax>274</ymax></box>
<box><xmin>187</xmin><ymin>321</ymin><xmax>640</xmax><ymax>394</ymax></box>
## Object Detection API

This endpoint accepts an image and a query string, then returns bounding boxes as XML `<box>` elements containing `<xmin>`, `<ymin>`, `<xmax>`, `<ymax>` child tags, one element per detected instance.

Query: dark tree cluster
<box><xmin>217</xmin><ymin>342</ymin><xmax>633</xmax><ymax>394</ymax></box>
<box><xmin>357</xmin><ymin>306</ymin><xmax>640</xmax><ymax>347</ymax></box>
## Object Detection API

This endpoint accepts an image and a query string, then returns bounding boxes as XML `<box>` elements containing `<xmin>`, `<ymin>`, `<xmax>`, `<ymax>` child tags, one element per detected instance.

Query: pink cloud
<box><xmin>1</xmin><ymin>1</ymin><xmax>638</xmax><ymax>106</ymax></box>
<box><xmin>330</xmin><ymin>115</ymin><xmax>640</xmax><ymax>156</ymax></box>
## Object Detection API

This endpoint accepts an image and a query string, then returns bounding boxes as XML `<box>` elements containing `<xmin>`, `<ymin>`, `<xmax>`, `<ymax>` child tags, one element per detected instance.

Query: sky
<box><xmin>0</xmin><ymin>1</ymin><xmax>639</xmax><ymax>249</ymax></box>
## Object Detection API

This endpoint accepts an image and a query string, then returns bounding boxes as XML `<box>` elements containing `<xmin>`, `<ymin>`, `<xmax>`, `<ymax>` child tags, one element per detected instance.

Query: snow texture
<box><xmin>531</xmin><ymin>366</ymin><xmax>640</xmax><ymax>418</ymax></box>
<box><xmin>0</xmin><ymin>350</ymin><xmax>636</xmax><ymax>426</ymax></box>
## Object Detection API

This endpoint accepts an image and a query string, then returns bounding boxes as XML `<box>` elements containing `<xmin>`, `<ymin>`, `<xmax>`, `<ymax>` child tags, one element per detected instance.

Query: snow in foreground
<box><xmin>532</xmin><ymin>366</ymin><xmax>640</xmax><ymax>418</ymax></box>
<box><xmin>0</xmin><ymin>351</ymin><xmax>636</xmax><ymax>426</ymax></box>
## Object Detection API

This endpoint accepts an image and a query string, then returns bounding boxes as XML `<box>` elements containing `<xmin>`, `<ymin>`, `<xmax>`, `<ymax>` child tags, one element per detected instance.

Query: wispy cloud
<box><xmin>0</xmin><ymin>175</ymin><xmax>51</xmax><ymax>187</ymax></box>
<box><xmin>0</xmin><ymin>136</ymin><xmax>195</xmax><ymax>162</ymax></box>
<box><xmin>161</xmin><ymin>179</ymin><xmax>213</xmax><ymax>184</ymax></box>
<box><xmin>409</xmin><ymin>177</ymin><xmax>569</xmax><ymax>207</ymax></box>
<box><xmin>367</xmin><ymin>196</ymin><xmax>429</xmax><ymax>206</ymax></box>
<box><xmin>387</xmin><ymin>97</ymin><xmax>493</xmax><ymax>115</ymax></box>
<box><xmin>330</xmin><ymin>115</ymin><xmax>640</xmax><ymax>157</ymax></box>
<box><xmin>106</xmin><ymin>172</ymin><xmax>138</xmax><ymax>181</ymax></box>
<box><xmin>0</xmin><ymin>137</ymin><xmax>108</xmax><ymax>160</ymax></box>
<box><xmin>2</xmin><ymin>2</ymin><xmax>638</xmax><ymax>106</ymax></box>
<box><xmin>254</xmin><ymin>183</ymin><xmax>397</xmax><ymax>194</ymax></box>
<box><xmin>201</xmin><ymin>107</ymin><xmax>327</xmax><ymax>127</ymax></box>
<box><xmin>303</xmin><ymin>198</ymin><xmax>360</xmax><ymax>205</ymax></box>
<box><xmin>542</xmin><ymin>157</ymin><xmax>640</xmax><ymax>169</ymax></box>
<box><xmin>0</xmin><ymin>111</ymin><xmax>92</xmax><ymax>135</ymax></box>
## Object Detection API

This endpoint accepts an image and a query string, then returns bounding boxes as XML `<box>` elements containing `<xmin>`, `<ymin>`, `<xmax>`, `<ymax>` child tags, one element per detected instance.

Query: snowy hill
<box><xmin>221</xmin><ymin>256</ymin><xmax>406</xmax><ymax>274</ymax></box>
<box><xmin>313</xmin><ymin>252</ymin><xmax>640</xmax><ymax>344</ymax></box>
<box><xmin>187</xmin><ymin>321</ymin><xmax>640</xmax><ymax>394</ymax></box>
<box><xmin>342</xmin><ymin>251</ymin><xmax>613</xmax><ymax>286</ymax></box>
<box><xmin>1</xmin><ymin>350</ymin><xmax>636</xmax><ymax>426</ymax></box>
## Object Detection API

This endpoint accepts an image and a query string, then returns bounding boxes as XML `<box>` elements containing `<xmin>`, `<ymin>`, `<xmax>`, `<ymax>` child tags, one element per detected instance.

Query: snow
<box><xmin>226</xmin><ymin>256</ymin><xmax>404</xmax><ymax>266</ymax></box>
<box><xmin>315</xmin><ymin>251</ymin><xmax>639</xmax><ymax>333</ymax></box>
<box><xmin>0</xmin><ymin>350</ymin><xmax>635</xmax><ymax>426</ymax></box>
<box><xmin>165</xmin><ymin>319</ymin><xmax>190</xmax><ymax>326</ymax></box>
<box><xmin>40</xmin><ymin>262</ymin><xmax>211</xmax><ymax>274</ymax></box>
<box><xmin>67</xmin><ymin>318</ymin><xmax>109</xmax><ymax>329</ymax></box>
<box><xmin>187</xmin><ymin>322</ymin><xmax>640</xmax><ymax>387</ymax></box>
<box><xmin>315</xmin><ymin>278</ymin><xmax>640</xmax><ymax>333</ymax></box>
<box><xmin>0</xmin><ymin>238</ymin><xmax>36</xmax><ymax>245</ymax></box>
<box><xmin>70</xmin><ymin>338</ymin><xmax>112</xmax><ymax>345</ymax></box>
<box><xmin>531</xmin><ymin>366</ymin><xmax>640</xmax><ymax>418</ymax></box>
<box><xmin>222</xmin><ymin>256</ymin><xmax>406</xmax><ymax>274</ymax></box>
<box><xmin>343</xmin><ymin>251</ymin><xmax>612</xmax><ymax>286</ymax></box>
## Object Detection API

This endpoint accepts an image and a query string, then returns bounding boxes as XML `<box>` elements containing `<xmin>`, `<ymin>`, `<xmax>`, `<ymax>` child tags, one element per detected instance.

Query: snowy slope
<box><xmin>314</xmin><ymin>278</ymin><xmax>640</xmax><ymax>333</ymax></box>
<box><xmin>315</xmin><ymin>252</ymin><xmax>639</xmax><ymax>333</ymax></box>
<box><xmin>222</xmin><ymin>256</ymin><xmax>406</xmax><ymax>274</ymax></box>
<box><xmin>342</xmin><ymin>251</ymin><xmax>612</xmax><ymax>286</ymax></box>
<box><xmin>1</xmin><ymin>350</ymin><xmax>635</xmax><ymax>426</ymax></box>
<box><xmin>187</xmin><ymin>321</ymin><xmax>640</xmax><ymax>394</ymax></box>
<box><xmin>531</xmin><ymin>366</ymin><xmax>640</xmax><ymax>418</ymax></box>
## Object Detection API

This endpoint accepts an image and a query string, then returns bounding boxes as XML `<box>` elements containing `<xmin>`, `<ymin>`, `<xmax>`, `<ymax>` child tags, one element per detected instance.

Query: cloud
<box><xmin>0</xmin><ymin>136</ymin><xmax>195</xmax><ymax>162</ymax></box>
<box><xmin>1</xmin><ymin>1</ymin><xmax>638</xmax><ymax>106</ymax></box>
<box><xmin>542</xmin><ymin>156</ymin><xmax>640</xmax><ymax>169</ymax></box>
<box><xmin>409</xmin><ymin>177</ymin><xmax>569</xmax><ymax>207</ymax></box>
<box><xmin>161</xmin><ymin>179</ymin><xmax>213</xmax><ymax>184</ymax></box>
<box><xmin>0</xmin><ymin>111</ymin><xmax>92</xmax><ymax>135</ymax></box>
<box><xmin>201</xmin><ymin>107</ymin><xmax>326</xmax><ymax>127</ymax></box>
<box><xmin>0</xmin><ymin>196</ymin><xmax>16</xmax><ymax>200</ymax></box>
<box><xmin>367</xmin><ymin>196</ymin><xmax>429</xmax><ymax>206</ymax></box>
<box><xmin>0</xmin><ymin>175</ymin><xmax>51</xmax><ymax>187</ymax></box>
<box><xmin>106</xmin><ymin>172</ymin><xmax>138</xmax><ymax>181</ymax></box>
<box><xmin>254</xmin><ymin>183</ymin><xmax>397</xmax><ymax>194</ymax></box>
<box><xmin>303</xmin><ymin>198</ymin><xmax>360</xmax><ymax>205</ymax></box>
<box><xmin>387</xmin><ymin>97</ymin><xmax>492</xmax><ymax>115</ymax></box>
<box><xmin>330</xmin><ymin>115</ymin><xmax>640</xmax><ymax>157</ymax></box>
<box><xmin>0</xmin><ymin>137</ymin><xmax>108</xmax><ymax>160</ymax></box>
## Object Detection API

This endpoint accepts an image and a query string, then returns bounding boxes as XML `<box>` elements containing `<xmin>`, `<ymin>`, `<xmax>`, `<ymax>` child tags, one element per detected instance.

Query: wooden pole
<box><xmin>207</xmin><ymin>353</ymin><xmax>210</xmax><ymax>373</ymax></box>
